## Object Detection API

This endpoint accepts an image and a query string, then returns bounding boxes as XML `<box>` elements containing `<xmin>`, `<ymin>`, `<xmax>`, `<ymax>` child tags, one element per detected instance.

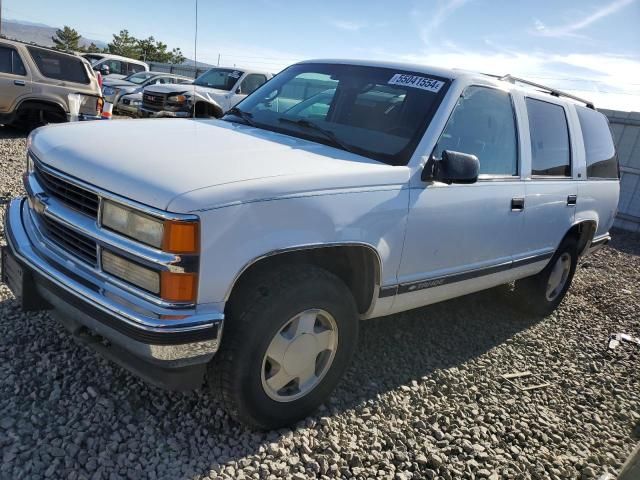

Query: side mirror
<box><xmin>422</xmin><ymin>150</ymin><xmax>479</xmax><ymax>184</ymax></box>
<box><xmin>235</xmin><ymin>87</ymin><xmax>241</xmax><ymax>94</ymax></box>
<box><xmin>100</xmin><ymin>65</ymin><xmax>110</xmax><ymax>75</ymax></box>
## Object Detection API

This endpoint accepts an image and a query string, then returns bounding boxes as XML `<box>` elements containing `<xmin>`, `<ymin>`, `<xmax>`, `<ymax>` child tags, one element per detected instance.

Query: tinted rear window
<box><xmin>27</xmin><ymin>47</ymin><xmax>90</xmax><ymax>84</ymax></box>
<box><xmin>576</xmin><ymin>106</ymin><xmax>618</xmax><ymax>179</ymax></box>
<box><xmin>526</xmin><ymin>98</ymin><xmax>571</xmax><ymax>177</ymax></box>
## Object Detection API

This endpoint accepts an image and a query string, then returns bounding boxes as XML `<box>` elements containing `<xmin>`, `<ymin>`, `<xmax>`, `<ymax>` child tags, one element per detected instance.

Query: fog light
<box><xmin>102</xmin><ymin>250</ymin><xmax>160</xmax><ymax>294</ymax></box>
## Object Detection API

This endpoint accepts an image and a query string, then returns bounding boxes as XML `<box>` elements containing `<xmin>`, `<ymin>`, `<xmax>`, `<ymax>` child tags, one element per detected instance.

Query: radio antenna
<box><xmin>192</xmin><ymin>0</ymin><xmax>198</xmax><ymax>118</ymax></box>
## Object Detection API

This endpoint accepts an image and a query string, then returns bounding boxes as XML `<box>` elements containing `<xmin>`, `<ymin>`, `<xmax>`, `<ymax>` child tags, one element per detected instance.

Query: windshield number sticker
<box><xmin>228</xmin><ymin>71</ymin><xmax>241</xmax><ymax>78</ymax></box>
<box><xmin>388</xmin><ymin>74</ymin><xmax>444</xmax><ymax>93</ymax></box>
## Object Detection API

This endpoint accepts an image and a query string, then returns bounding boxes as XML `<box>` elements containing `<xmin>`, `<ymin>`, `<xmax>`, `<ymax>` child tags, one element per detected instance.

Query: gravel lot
<box><xmin>1</xmin><ymin>125</ymin><xmax>639</xmax><ymax>480</ymax></box>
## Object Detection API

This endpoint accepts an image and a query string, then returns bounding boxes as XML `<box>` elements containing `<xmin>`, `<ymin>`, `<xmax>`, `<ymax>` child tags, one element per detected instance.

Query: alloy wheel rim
<box><xmin>546</xmin><ymin>252</ymin><xmax>571</xmax><ymax>301</ymax></box>
<box><xmin>261</xmin><ymin>309</ymin><xmax>338</xmax><ymax>402</ymax></box>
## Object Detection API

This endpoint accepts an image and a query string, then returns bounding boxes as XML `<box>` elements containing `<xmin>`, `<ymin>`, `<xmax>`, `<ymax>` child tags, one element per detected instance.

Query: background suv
<box><xmin>0</xmin><ymin>39</ymin><xmax>103</xmax><ymax>129</ymax></box>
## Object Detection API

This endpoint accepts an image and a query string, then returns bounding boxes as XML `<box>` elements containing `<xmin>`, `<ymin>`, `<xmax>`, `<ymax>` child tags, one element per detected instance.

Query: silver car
<box><xmin>102</xmin><ymin>71</ymin><xmax>191</xmax><ymax>106</ymax></box>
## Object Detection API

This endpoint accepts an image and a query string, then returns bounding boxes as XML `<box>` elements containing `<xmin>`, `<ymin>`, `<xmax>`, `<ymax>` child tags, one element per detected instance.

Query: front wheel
<box><xmin>208</xmin><ymin>264</ymin><xmax>358</xmax><ymax>429</ymax></box>
<box><xmin>513</xmin><ymin>236</ymin><xmax>578</xmax><ymax>316</ymax></box>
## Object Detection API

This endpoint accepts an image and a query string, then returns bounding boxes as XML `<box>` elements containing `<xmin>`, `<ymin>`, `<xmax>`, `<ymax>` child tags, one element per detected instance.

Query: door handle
<box><xmin>14</xmin><ymin>80</ymin><xmax>26</xmax><ymax>86</ymax></box>
<box><xmin>511</xmin><ymin>197</ymin><xmax>525</xmax><ymax>211</ymax></box>
<box><xmin>567</xmin><ymin>195</ymin><xmax>577</xmax><ymax>206</ymax></box>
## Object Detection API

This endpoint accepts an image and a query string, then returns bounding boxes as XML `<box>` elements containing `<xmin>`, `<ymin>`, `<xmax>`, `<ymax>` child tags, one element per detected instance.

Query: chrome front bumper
<box><xmin>3</xmin><ymin>197</ymin><xmax>224</xmax><ymax>389</ymax></box>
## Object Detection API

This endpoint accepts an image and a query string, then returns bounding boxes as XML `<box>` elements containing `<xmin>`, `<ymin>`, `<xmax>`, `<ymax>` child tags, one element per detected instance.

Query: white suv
<box><xmin>2</xmin><ymin>60</ymin><xmax>619</xmax><ymax>428</ymax></box>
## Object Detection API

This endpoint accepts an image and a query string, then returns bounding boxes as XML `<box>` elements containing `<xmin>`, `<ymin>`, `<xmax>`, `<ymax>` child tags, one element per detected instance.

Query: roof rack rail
<box><xmin>498</xmin><ymin>74</ymin><xmax>595</xmax><ymax>110</ymax></box>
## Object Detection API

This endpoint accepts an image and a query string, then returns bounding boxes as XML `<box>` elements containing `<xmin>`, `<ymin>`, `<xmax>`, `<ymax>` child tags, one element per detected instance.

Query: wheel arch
<box><xmin>225</xmin><ymin>243</ymin><xmax>383</xmax><ymax>317</ymax></box>
<box><xmin>193</xmin><ymin>100</ymin><xmax>223</xmax><ymax>118</ymax></box>
<box><xmin>564</xmin><ymin>220</ymin><xmax>598</xmax><ymax>256</ymax></box>
<box><xmin>16</xmin><ymin>98</ymin><xmax>67</xmax><ymax>115</ymax></box>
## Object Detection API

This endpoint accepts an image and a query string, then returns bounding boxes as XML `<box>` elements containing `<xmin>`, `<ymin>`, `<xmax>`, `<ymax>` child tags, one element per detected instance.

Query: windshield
<box><xmin>125</xmin><ymin>72</ymin><xmax>156</xmax><ymax>84</ymax></box>
<box><xmin>194</xmin><ymin>68</ymin><xmax>244</xmax><ymax>90</ymax></box>
<box><xmin>223</xmin><ymin>63</ymin><xmax>450</xmax><ymax>165</ymax></box>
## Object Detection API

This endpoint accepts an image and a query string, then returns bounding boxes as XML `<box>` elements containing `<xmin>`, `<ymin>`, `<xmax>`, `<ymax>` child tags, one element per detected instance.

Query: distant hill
<box><xmin>0</xmin><ymin>19</ymin><xmax>107</xmax><ymax>49</ymax></box>
<box><xmin>0</xmin><ymin>19</ymin><xmax>208</xmax><ymax>67</ymax></box>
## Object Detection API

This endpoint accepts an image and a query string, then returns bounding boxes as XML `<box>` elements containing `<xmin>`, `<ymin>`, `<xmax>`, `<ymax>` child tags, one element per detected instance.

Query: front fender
<box><xmin>194</xmin><ymin>188</ymin><xmax>409</xmax><ymax>306</ymax></box>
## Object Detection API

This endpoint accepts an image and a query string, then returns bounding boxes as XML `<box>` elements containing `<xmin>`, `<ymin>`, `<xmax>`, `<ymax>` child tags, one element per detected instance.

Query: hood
<box><xmin>144</xmin><ymin>84</ymin><xmax>227</xmax><ymax>97</ymax></box>
<box><xmin>103</xmin><ymin>79</ymin><xmax>136</xmax><ymax>88</ymax></box>
<box><xmin>103</xmin><ymin>74</ymin><xmax>126</xmax><ymax>80</ymax></box>
<box><xmin>120</xmin><ymin>91</ymin><xmax>143</xmax><ymax>100</ymax></box>
<box><xmin>30</xmin><ymin>120</ymin><xmax>409</xmax><ymax>212</ymax></box>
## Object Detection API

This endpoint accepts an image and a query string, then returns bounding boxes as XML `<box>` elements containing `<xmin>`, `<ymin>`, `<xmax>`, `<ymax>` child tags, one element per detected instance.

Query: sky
<box><xmin>4</xmin><ymin>0</ymin><xmax>640</xmax><ymax>111</ymax></box>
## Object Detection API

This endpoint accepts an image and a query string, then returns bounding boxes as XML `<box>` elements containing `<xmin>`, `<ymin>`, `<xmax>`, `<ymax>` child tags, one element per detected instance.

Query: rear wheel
<box><xmin>513</xmin><ymin>236</ymin><xmax>578</xmax><ymax>316</ymax></box>
<box><xmin>208</xmin><ymin>264</ymin><xmax>358</xmax><ymax>429</ymax></box>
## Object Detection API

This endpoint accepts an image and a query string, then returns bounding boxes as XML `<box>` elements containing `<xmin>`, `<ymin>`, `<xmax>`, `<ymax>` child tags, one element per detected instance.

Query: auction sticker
<box><xmin>388</xmin><ymin>74</ymin><xmax>444</xmax><ymax>93</ymax></box>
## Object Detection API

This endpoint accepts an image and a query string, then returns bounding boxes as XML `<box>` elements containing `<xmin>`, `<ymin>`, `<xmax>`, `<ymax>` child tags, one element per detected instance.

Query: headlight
<box><xmin>102</xmin><ymin>250</ymin><xmax>160</xmax><ymax>294</ymax></box>
<box><xmin>103</xmin><ymin>86</ymin><xmax>114</xmax><ymax>95</ymax></box>
<box><xmin>102</xmin><ymin>200</ymin><xmax>164</xmax><ymax>248</ymax></box>
<box><xmin>167</xmin><ymin>94</ymin><xmax>187</xmax><ymax>103</ymax></box>
<box><xmin>101</xmin><ymin>199</ymin><xmax>199</xmax><ymax>253</ymax></box>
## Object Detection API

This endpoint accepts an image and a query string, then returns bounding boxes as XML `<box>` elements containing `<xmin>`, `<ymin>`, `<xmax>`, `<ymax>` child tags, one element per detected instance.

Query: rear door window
<box><xmin>526</xmin><ymin>98</ymin><xmax>571</xmax><ymax>177</ymax></box>
<box><xmin>239</xmin><ymin>74</ymin><xmax>268</xmax><ymax>95</ymax></box>
<box><xmin>27</xmin><ymin>46</ymin><xmax>89</xmax><ymax>84</ymax></box>
<box><xmin>127</xmin><ymin>62</ymin><xmax>145</xmax><ymax>74</ymax></box>
<box><xmin>0</xmin><ymin>46</ymin><xmax>27</xmax><ymax>76</ymax></box>
<box><xmin>575</xmin><ymin>106</ymin><xmax>618</xmax><ymax>179</ymax></box>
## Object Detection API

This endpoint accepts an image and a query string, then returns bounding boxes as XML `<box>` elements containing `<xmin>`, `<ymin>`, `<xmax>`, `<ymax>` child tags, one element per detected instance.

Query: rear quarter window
<box><xmin>526</xmin><ymin>97</ymin><xmax>571</xmax><ymax>177</ymax></box>
<box><xmin>27</xmin><ymin>46</ymin><xmax>90</xmax><ymax>84</ymax></box>
<box><xmin>576</xmin><ymin>106</ymin><xmax>618</xmax><ymax>179</ymax></box>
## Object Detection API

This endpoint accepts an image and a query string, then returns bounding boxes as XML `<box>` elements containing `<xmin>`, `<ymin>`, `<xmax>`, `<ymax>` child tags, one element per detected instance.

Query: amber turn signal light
<box><xmin>162</xmin><ymin>221</ymin><xmax>199</xmax><ymax>254</ymax></box>
<box><xmin>161</xmin><ymin>271</ymin><xmax>198</xmax><ymax>303</ymax></box>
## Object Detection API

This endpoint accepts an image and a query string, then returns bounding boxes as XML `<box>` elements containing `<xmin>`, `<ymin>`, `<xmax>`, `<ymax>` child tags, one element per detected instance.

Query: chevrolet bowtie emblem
<box><xmin>29</xmin><ymin>192</ymin><xmax>48</xmax><ymax>215</ymax></box>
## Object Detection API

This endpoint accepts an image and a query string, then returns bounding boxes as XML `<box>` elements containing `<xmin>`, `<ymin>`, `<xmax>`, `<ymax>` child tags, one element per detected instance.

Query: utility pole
<box><xmin>0</xmin><ymin>0</ymin><xmax>3</xmax><ymax>37</ymax></box>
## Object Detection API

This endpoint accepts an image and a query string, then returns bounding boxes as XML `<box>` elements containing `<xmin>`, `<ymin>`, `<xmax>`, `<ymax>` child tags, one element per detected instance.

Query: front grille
<box><xmin>142</xmin><ymin>93</ymin><xmax>166</xmax><ymax>111</ymax></box>
<box><xmin>40</xmin><ymin>216</ymin><xmax>98</xmax><ymax>266</ymax></box>
<box><xmin>34</xmin><ymin>162</ymin><xmax>99</xmax><ymax>218</ymax></box>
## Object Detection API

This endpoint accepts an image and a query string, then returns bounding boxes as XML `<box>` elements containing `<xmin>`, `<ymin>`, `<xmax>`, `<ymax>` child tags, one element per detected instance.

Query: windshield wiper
<box><xmin>278</xmin><ymin>117</ymin><xmax>357</xmax><ymax>155</ymax></box>
<box><xmin>225</xmin><ymin>107</ymin><xmax>256</xmax><ymax>127</ymax></box>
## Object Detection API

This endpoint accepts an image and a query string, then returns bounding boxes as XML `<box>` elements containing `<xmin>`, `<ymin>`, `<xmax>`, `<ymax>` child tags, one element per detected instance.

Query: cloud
<box><xmin>328</xmin><ymin>19</ymin><xmax>366</xmax><ymax>32</ymax></box>
<box><xmin>388</xmin><ymin>46</ymin><xmax>640</xmax><ymax>111</ymax></box>
<box><xmin>413</xmin><ymin>0</ymin><xmax>472</xmax><ymax>44</ymax></box>
<box><xmin>532</xmin><ymin>0</ymin><xmax>637</xmax><ymax>37</ymax></box>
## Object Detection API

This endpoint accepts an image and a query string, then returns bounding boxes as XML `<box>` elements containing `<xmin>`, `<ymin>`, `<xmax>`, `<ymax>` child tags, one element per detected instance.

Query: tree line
<box><xmin>52</xmin><ymin>26</ymin><xmax>186</xmax><ymax>64</ymax></box>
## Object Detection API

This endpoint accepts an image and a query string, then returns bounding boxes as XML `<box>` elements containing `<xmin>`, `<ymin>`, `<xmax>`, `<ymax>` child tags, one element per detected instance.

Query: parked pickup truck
<box><xmin>140</xmin><ymin>66</ymin><xmax>272</xmax><ymax>118</ymax></box>
<box><xmin>2</xmin><ymin>60</ymin><xmax>619</xmax><ymax>429</ymax></box>
<box><xmin>101</xmin><ymin>71</ymin><xmax>191</xmax><ymax>110</ymax></box>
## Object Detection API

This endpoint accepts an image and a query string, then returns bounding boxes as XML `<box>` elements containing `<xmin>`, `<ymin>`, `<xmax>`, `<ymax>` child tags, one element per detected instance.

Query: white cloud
<box><xmin>532</xmin><ymin>0</ymin><xmax>637</xmax><ymax>37</ymax></box>
<box><xmin>328</xmin><ymin>19</ymin><xmax>366</xmax><ymax>32</ymax></box>
<box><xmin>413</xmin><ymin>0</ymin><xmax>472</xmax><ymax>44</ymax></box>
<box><xmin>390</xmin><ymin>47</ymin><xmax>640</xmax><ymax>111</ymax></box>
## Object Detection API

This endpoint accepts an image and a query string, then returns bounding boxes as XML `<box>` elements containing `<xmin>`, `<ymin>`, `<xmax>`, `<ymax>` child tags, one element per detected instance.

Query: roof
<box><xmin>91</xmin><ymin>53</ymin><xmax>148</xmax><ymax>64</ymax></box>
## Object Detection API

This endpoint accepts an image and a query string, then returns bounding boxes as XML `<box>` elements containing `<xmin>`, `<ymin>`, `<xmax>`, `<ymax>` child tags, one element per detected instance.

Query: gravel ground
<box><xmin>0</xmin><ymin>125</ymin><xmax>639</xmax><ymax>480</ymax></box>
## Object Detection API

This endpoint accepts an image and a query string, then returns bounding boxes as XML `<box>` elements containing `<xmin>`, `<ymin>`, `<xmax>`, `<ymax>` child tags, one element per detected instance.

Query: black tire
<box><xmin>513</xmin><ymin>236</ymin><xmax>578</xmax><ymax>316</ymax></box>
<box><xmin>208</xmin><ymin>264</ymin><xmax>358</xmax><ymax>429</ymax></box>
